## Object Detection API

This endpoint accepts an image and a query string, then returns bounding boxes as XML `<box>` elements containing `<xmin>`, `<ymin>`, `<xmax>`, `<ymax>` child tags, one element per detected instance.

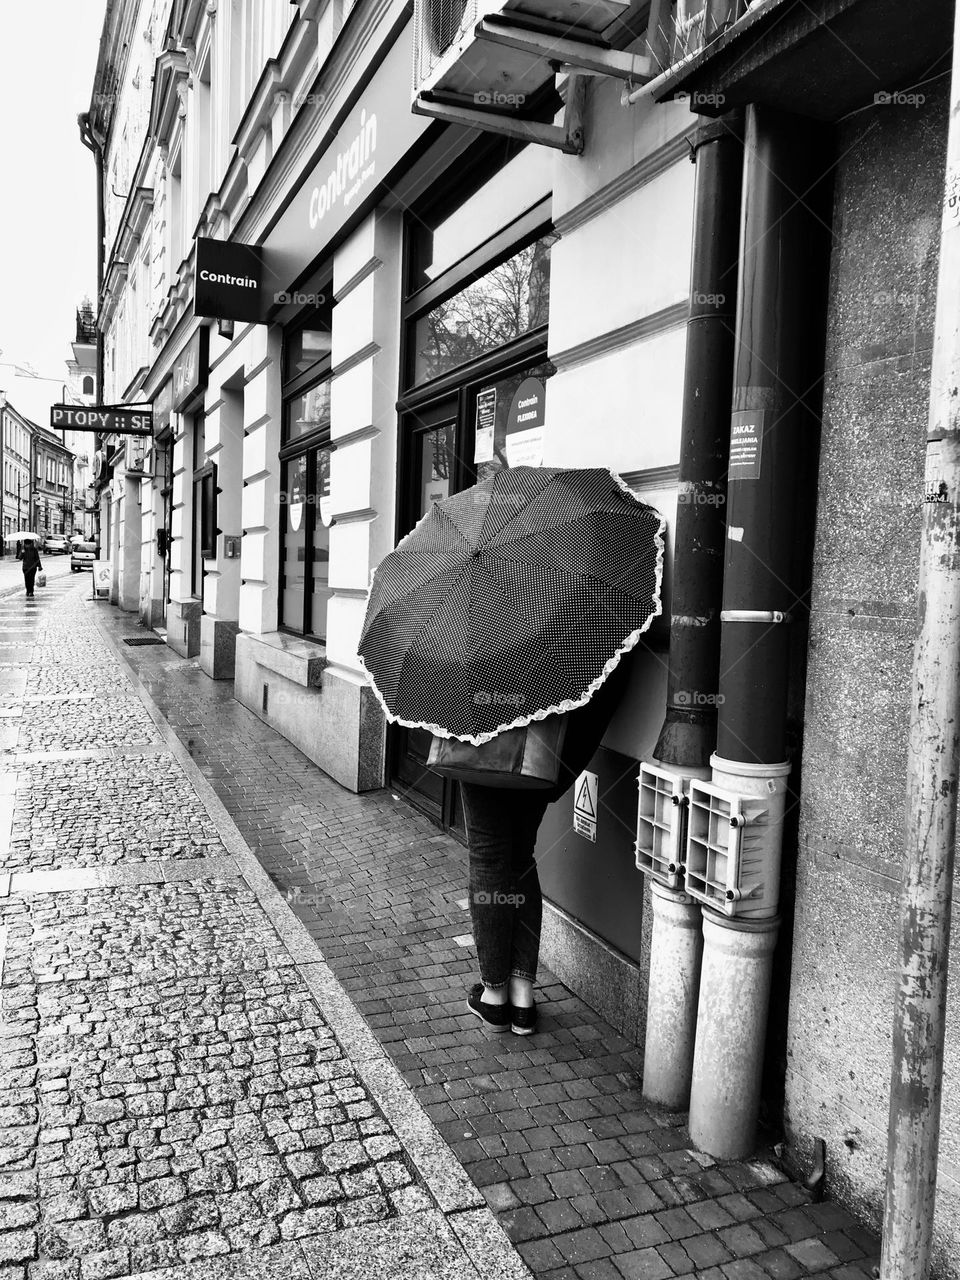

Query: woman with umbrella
<box><xmin>14</xmin><ymin>535</ymin><xmax>43</xmax><ymax>598</ymax></box>
<box><xmin>360</xmin><ymin>467</ymin><xmax>664</xmax><ymax>1036</ymax></box>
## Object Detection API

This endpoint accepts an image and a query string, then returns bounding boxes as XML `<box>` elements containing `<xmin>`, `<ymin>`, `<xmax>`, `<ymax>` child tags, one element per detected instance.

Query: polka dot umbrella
<box><xmin>358</xmin><ymin>467</ymin><xmax>665</xmax><ymax>745</ymax></box>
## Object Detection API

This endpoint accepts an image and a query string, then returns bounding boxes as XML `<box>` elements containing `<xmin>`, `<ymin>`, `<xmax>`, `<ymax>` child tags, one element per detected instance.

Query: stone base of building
<box><xmin>540</xmin><ymin>898</ymin><xmax>650</xmax><ymax>1047</ymax></box>
<box><xmin>138</xmin><ymin>591</ymin><xmax>167</xmax><ymax>630</ymax></box>
<box><xmin>166</xmin><ymin>598</ymin><xmax>202</xmax><ymax>658</ymax></box>
<box><xmin>200</xmin><ymin>616</ymin><xmax>240</xmax><ymax>680</ymax></box>
<box><xmin>234</xmin><ymin>633</ymin><xmax>384</xmax><ymax>792</ymax></box>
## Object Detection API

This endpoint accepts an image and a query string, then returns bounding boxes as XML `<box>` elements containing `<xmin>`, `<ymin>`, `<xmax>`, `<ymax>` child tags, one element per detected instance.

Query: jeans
<box><xmin>461</xmin><ymin>783</ymin><xmax>550</xmax><ymax>988</ymax></box>
<box><xmin>23</xmin><ymin>568</ymin><xmax>37</xmax><ymax>596</ymax></box>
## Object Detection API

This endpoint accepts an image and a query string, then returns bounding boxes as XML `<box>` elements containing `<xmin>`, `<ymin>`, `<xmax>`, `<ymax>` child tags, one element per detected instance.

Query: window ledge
<box><xmin>243</xmin><ymin>631</ymin><xmax>326</xmax><ymax>688</ymax></box>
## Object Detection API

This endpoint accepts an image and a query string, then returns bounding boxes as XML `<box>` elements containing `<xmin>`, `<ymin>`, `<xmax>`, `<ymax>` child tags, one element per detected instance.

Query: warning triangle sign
<box><xmin>575</xmin><ymin>777</ymin><xmax>596</xmax><ymax>818</ymax></box>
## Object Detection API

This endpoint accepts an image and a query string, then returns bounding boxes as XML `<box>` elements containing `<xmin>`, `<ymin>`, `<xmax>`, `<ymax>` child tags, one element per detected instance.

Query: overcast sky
<box><xmin>0</xmin><ymin>2</ymin><xmax>104</xmax><ymax>383</ymax></box>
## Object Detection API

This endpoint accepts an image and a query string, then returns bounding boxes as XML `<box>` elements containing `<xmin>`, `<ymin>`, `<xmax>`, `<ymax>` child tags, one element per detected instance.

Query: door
<box><xmin>389</xmin><ymin>397</ymin><xmax>465</xmax><ymax>832</ymax></box>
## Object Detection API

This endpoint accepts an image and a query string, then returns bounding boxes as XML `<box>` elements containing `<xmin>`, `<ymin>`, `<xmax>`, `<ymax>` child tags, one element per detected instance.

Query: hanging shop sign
<box><xmin>153</xmin><ymin>378</ymin><xmax>173</xmax><ymax>438</ymax></box>
<box><xmin>49</xmin><ymin>405</ymin><xmax>153</xmax><ymax>435</ymax></box>
<box><xmin>263</xmin><ymin>24</ymin><xmax>430</xmax><ymax>300</ymax></box>
<box><xmin>504</xmin><ymin>377</ymin><xmax>546</xmax><ymax>468</ymax></box>
<box><xmin>125</xmin><ymin>435</ymin><xmax>149</xmax><ymax>474</ymax></box>
<box><xmin>195</xmin><ymin>238</ymin><xmax>266</xmax><ymax>323</ymax></box>
<box><xmin>172</xmin><ymin>326</ymin><xmax>210</xmax><ymax>413</ymax></box>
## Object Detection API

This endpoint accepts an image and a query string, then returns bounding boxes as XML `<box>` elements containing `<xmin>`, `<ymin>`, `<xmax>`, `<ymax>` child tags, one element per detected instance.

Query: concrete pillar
<box><xmin>643</xmin><ymin>884</ymin><xmax>703</xmax><ymax>1110</ymax></box>
<box><xmin>200</xmin><ymin>382</ymin><xmax>243</xmax><ymax>678</ymax></box>
<box><xmin>689</xmin><ymin>911</ymin><xmax>780</xmax><ymax>1158</ymax></box>
<box><xmin>117</xmin><ymin>476</ymin><xmax>141</xmax><ymax>612</ymax></box>
<box><xmin>239</xmin><ymin>325</ymin><xmax>282</xmax><ymax>636</ymax></box>
<box><xmin>168</xmin><ymin>413</ymin><xmax>201</xmax><ymax>657</ymax></box>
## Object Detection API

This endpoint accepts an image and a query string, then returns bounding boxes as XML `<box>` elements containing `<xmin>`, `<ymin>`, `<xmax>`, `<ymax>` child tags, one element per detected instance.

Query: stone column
<box><xmin>200</xmin><ymin>379</ymin><xmax>243</xmax><ymax>678</ymax></box>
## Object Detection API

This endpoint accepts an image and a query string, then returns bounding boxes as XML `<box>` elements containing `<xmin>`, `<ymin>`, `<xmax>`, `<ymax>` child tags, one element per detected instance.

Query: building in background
<box><xmin>62</xmin><ymin>303</ymin><xmax>97</xmax><ymax>539</ymax></box>
<box><xmin>66</xmin><ymin>300</ymin><xmax>98</xmax><ymax>404</ymax></box>
<box><xmin>0</xmin><ymin>395</ymin><xmax>37</xmax><ymax>543</ymax></box>
<box><xmin>31</xmin><ymin>426</ymin><xmax>75</xmax><ymax>539</ymax></box>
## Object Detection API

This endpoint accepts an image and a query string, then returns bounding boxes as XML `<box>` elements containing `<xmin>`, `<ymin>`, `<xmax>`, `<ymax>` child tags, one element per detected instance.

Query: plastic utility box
<box><xmin>635</xmin><ymin>763</ymin><xmax>687</xmax><ymax>891</ymax></box>
<box><xmin>684</xmin><ymin>778</ymin><xmax>779</xmax><ymax>917</ymax></box>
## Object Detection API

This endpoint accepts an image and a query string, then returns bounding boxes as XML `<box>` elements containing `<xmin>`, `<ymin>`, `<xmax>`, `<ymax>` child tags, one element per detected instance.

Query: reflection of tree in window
<box><xmin>430</xmin><ymin>427</ymin><xmax>452</xmax><ymax>480</ymax></box>
<box><xmin>416</xmin><ymin>240</ymin><xmax>551</xmax><ymax>384</ymax></box>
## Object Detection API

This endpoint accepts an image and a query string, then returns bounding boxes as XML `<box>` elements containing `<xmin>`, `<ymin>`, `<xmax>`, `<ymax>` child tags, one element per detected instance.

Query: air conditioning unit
<box><xmin>412</xmin><ymin>0</ymin><xmax>658</xmax><ymax>151</ymax></box>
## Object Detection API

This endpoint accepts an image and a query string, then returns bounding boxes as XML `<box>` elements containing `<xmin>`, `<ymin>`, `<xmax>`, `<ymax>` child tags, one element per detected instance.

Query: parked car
<box><xmin>70</xmin><ymin>541</ymin><xmax>99</xmax><ymax>573</ymax></box>
<box><xmin>43</xmin><ymin>536</ymin><xmax>70</xmax><ymax>555</ymax></box>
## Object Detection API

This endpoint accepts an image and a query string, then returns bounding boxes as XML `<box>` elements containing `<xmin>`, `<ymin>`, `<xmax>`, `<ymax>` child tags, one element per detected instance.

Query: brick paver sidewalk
<box><xmin>96</xmin><ymin>601</ymin><xmax>884</xmax><ymax>1280</ymax></box>
<box><xmin>0</xmin><ymin>579</ymin><xmax>528</xmax><ymax>1279</ymax></box>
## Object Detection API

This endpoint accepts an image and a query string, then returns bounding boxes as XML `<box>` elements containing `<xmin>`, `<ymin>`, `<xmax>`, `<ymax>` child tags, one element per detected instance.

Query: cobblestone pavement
<box><xmin>95</xmin><ymin>602</ymin><xmax>886</xmax><ymax>1280</ymax></box>
<box><xmin>0</xmin><ymin>579</ymin><xmax>529</xmax><ymax>1280</ymax></box>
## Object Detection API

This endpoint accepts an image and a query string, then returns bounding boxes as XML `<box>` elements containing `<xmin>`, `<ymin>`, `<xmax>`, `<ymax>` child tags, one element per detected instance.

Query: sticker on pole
<box><xmin>573</xmin><ymin>770</ymin><xmax>598</xmax><ymax>843</ymax></box>
<box><xmin>729</xmin><ymin>410</ymin><xmax>764</xmax><ymax>480</ymax></box>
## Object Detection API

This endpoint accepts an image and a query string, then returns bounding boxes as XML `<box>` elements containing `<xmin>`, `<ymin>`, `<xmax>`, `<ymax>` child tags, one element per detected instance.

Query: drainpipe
<box><xmin>881</xmin><ymin>9</ymin><xmax>960</xmax><ymax>1273</ymax></box>
<box><xmin>688</xmin><ymin>103</ymin><xmax>828</xmax><ymax>1158</ymax></box>
<box><xmin>644</xmin><ymin>111</ymin><xmax>743</xmax><ymax>1110</ymax></box>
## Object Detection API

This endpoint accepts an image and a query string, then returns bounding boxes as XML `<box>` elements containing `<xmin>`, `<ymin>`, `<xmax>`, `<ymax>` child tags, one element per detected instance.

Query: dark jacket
<box><xmin>21</xmin><ymin>542</ymin><xmax>42</xmax><ymax>574</ymax></box>
<box><xmin>545</xmin><ymin>651</ymin><xmax>635</xmax><ymax>802</ymax></box>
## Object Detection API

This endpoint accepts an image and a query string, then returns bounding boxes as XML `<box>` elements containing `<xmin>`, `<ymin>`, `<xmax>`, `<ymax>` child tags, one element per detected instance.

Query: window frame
<box><xmin>278</xmin><ymin>293</ymin><xmax>334</xmax><ymax>642</ymax></box>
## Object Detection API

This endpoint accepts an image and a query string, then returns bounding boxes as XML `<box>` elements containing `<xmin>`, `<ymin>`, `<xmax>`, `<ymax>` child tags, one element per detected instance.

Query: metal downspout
<box><xmin>881</xmin><ymin>6</ymin><xmax>960</xmax><ymax>1272</ymax></box>
<box><xmin>644</xmin><ymin>112</ymin><xmax>744</xmax><ymax>1110</ymax></box>
<box><xmin>688</xmin><ymin>103</ymin><xmax>829</xmax><ymax>1157</ymax></box>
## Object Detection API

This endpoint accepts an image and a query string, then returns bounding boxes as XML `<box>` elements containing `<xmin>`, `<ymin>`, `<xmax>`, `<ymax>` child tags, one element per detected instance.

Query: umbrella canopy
<box><xmin>6</xmin><ymin>532</ymin><xmax>39</xmax><ymax>542</ymax></box>
<box><xmin>359</xmin><ymin>466</ymin><xmax>664</xmax><ymax>744</ymax></box>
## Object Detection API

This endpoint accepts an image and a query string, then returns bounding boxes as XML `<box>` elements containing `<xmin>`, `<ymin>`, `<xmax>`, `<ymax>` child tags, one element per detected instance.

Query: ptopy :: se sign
<box><xmin>50</xmin><ymin>406</ymin><xmax>153</xmax><ymax>435</ymax></box>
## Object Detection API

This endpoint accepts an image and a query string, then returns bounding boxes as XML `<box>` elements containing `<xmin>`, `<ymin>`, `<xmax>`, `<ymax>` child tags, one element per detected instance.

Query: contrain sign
<box><xmin>50</xmin><ymin>405</ymin><xmax>153</xmax><ymax>435</ymax></box>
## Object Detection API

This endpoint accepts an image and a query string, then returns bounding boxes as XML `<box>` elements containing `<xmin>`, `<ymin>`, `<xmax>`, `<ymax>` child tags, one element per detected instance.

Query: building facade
<box><xmin>0</xmin><ymin>398</ymin><xmax>37</xmax><ymax>542</ymax></box>
<box><xmin>31</xmin><ymin>427</ymin><xmax>76</xmax><ymax>540</ymax></box>
<box><xmin>85</xmin><ymin>0</ymin><xmax>960</xmax><ymax>1270</ymax></box>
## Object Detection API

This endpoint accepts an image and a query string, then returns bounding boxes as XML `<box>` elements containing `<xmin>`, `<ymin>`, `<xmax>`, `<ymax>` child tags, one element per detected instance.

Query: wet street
<box><xmin>0</xmin><ymin>576</ymin><xmax>884</xmax><ymax>1279</ymax></box>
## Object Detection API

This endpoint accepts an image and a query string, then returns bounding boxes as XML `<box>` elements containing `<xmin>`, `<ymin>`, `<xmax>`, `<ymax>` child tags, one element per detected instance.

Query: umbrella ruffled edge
<box><xmin>357</xmin><ymin>469</ymin><xmax>667</xmax><ymax>747</ymax></box>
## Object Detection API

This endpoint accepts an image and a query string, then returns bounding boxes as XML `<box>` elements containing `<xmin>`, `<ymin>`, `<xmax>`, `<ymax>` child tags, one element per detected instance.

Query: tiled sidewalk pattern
<box><xmin>0</xmin><ymin>579</ymin><xmax>527</xmax><ymax>1279</ymax></box>
<box><xmin>101</xmin><ymin>602</ymin><xmax>885</xmax><ymax>1280</ymax></box>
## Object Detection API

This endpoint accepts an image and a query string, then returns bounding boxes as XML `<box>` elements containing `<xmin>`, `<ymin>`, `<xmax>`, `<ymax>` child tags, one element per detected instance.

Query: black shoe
<box><xmin>467</xmin><ymin>983</ymin><xmax>511</xmax><ymax>1033</ymax></box>
<box><xmin>511</xmin><ymin>1002</ymin><xmax>538</xmax><ymax>1036</ymax></box>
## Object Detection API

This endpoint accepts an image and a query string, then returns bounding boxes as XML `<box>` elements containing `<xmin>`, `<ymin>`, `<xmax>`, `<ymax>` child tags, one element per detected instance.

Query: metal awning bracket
<box><xmin>474</xmin><ymin>15</ymin><xmax>655</xmax><ymax>81</ymax></box>
<box><xmin>413</xmin><ymin>74</ymin><xmax>585</xmax><ymax>153</ymax></box>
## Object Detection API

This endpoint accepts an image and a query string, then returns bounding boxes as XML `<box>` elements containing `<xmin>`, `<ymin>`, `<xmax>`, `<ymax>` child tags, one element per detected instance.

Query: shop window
<box><xmin>191</xmin><ymin>415</ymin><xmax>216</xmax><ymax>597</ymax></box>
<box><xmin>404</xmin><ymin>141</ymin><xmax>552</xmax><ymax>390</ymax></box>
<box><xmin>412</xmin><ymin>238</ymin><xmax>551</xmax><ymax>385</ymax></box>
<box><xmin>280</xmin><ymin>293</ymin><xmax>333</xmax><ymax>641</ymax></box>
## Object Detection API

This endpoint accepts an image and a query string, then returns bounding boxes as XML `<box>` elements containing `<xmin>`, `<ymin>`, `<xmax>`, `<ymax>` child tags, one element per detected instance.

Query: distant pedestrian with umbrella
<box><xmin>359</xmin><ymin>467</ymin><xmax>664</xmax><ymax>1036</ymax></box>
<box><xmin>15</xmin><ymin>535</ymin><xmax>43</xmax><ymax>598</ymax></box>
